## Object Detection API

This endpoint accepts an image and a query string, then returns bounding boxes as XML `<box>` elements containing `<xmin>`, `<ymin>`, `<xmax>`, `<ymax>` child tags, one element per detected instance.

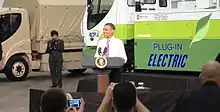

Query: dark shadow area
<box><xmin>77</xmin><ymin>73</ymin><xmax>200</xmax><ymax>92</ymax></box>
<box><xmin>124</xmin><ymin>72</ymin><xmax>198</xmax><ymax>79</ymax></box>
<box><xmin>134</xmin><ymin>69</ymin><xmax>200</xmax><ymax>77</ymax></box>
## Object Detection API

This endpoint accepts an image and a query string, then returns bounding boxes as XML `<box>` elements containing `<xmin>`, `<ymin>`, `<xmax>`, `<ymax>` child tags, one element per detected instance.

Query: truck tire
<box><xmin>68</xmin><ymin>68</ymin><xmax>87</xmax><ymax>74</ymax></box>
<box><xmin>4</xmin><ymin>56</ymin><xmax>29</xmax><ymax>81</ymax></box>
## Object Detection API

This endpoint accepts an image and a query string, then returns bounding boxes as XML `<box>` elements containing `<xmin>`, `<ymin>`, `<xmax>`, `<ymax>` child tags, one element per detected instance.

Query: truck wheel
<box><xmin>4</xmin><ymin>56</ymin><xmax>29</xmax><ymax>81</ymax></box>
<box><xmin>68</xmin><ymin>68</ymin><xmax>87</xmax><ymax>74</ymax></box>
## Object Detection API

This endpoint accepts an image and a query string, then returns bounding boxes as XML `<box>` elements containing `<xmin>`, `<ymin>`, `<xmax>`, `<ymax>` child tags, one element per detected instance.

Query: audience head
<box><xmin>200</xmin><ymin>61</ymin><xmax>220</xmax><ymax>86</ymax></box>
<box><xmin>113</xmin><ymin>81</ymin><xmax>137</xmax><ymax>112</ymax></box>
<box><xmin>40</xmin><ymin>88</ymin><xmax>67</xmax><ymax>112</ymax></box>
<box><xmin>103</xmin><ymin>23</ymin><xmax>115</xmax><ymax>38</ymax></box>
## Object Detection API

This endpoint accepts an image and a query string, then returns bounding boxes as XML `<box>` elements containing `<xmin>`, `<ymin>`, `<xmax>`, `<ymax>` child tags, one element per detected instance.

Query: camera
<box><xmin>68</xmin><ymin>99</ymin><xmax>81</xmax><ymax>107</ymax></box>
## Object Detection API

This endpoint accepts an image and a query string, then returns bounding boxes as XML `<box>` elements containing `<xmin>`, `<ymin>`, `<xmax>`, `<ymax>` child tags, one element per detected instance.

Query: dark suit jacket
<box><xmin>46</xmin><ymin>39</ymin><xmax>64</xmax><ymax>62</ymax></box>
<box><xmin>0</xmin><ymin>37</ymin><xmax>3</xmax><ymax>60</ymax></box>
<box><xmin>0</xmin><ymin>43</ymin><xmax>2</xmax><ymax>60</ymax></box>
<box><xmin>173</xmin><ymin>81</ymin><xmax>220</xmax><ymax>112</ymax></box>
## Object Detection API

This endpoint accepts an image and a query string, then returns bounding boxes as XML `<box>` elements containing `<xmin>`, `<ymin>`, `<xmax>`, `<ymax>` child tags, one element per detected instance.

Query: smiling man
<box><xmin>94</xmin><ymin>23</ymin><xmax>127</xmax><ymax>83</ymax></box>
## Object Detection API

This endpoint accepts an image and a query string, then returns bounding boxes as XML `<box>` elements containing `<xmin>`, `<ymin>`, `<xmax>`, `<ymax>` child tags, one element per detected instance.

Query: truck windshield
<box><xmin>87</xmin><ymin>0</ymin><xmax>114</xmax><ymax>30</ymax></box>
<box><xmin>0</xmin><ymin>13</ymin><xmax>21</xmax><ymax>42</ymax></box>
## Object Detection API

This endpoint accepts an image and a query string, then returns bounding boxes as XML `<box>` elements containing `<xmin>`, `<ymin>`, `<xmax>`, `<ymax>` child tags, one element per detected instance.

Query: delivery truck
<box><xmin>82</xmin><ymin>0</ymin><xmax>220</xmax><ymax>72</ymax></box>
<box><xmin>0</xmin><ymin>0</ymin><xmax>87</xmax><ymax>81</ymax></box>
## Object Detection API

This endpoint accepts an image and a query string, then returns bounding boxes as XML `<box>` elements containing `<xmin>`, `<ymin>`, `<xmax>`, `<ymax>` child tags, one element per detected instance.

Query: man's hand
<box><xmin>97</xmin><ymin>83</ymin><xmax>116</xmax><ymax>112</ymax></box>
<box><xmin>129</xmin><ymin>81</ymin><xmax>139</xmax><ymax>101</ymax></box>
<box><xmin>67</xmin><ymin>97</ymin><xmax>85</xmax><ymax>112</ymax></box>
<box><xmin>102</xmin><ymin>82</ymin><xmax>116</xmax><ymax>104</ymax></box>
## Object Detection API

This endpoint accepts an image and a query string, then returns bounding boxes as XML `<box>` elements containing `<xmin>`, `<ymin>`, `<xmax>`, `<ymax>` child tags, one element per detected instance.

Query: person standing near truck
<box><xmin>46</xmin><ymin>30</ymin><xmax>64</xmax><ymax>88</ymax></box>
<box><xmin>94</xmin><ymin>23</ymin><xmax>127</xmax><ymax>83</ymax></box>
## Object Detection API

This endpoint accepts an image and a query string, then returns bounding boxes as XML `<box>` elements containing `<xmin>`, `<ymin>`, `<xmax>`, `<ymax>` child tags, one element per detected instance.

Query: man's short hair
<box><xmin>50</xmin><ymin>30</ymin><xmax>59</xmax><ymax>37</ymax></box>
<box><xmin>200</xmin><ymin>61</ymin><xmax>220</xmax><ymax>84</ymax></box>
<box><xmin>105</xmin><ymin>23</ymin><xmax>115</xmax><ymax>30</ymax></box>
<box><xmin>113</xmin><ymin>81</ymin><xmax>137</xmax><ymax>112</ymax></box>
<box><xmin>40</xmin><ymin>88</ymin><xmax>67</xmax><ymax>112</ymax></box>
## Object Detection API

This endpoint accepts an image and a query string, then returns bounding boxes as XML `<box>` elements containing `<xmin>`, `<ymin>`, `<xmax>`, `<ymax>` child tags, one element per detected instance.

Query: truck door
<box><xmin>84</xmin><ymin>0</ymin><xmax>117</xmax><ymax>46</ymax></box>
<box><xmin>134</xmin><ymin>0</ymin><xmax>170</xmax><ymax>70</ymax></box>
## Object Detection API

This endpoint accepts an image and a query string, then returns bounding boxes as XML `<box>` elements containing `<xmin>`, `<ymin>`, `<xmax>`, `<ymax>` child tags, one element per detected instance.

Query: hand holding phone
<box><xmin>68</xmin><ymin>99</ymin><xmax>81</xmax><ymax>108</ymax></box>
<box><xmin>67</xmin><ymin>98</ymin><xmax>85</xmax><ymax>112</ymax></box>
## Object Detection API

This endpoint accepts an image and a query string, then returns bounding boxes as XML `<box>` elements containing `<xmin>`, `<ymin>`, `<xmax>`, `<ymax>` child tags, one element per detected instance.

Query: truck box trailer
<box><xmin>0</xmin><ymin>0</ymin><xmax>86</xmax><ymax>81</ymax></box>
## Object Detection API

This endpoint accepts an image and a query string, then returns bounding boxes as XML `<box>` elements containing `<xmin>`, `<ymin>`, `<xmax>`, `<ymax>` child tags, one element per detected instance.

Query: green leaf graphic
<box><xmin>189</xmin><ymin>13</ymin><xmax>212</xmax><ymax>48</ymax></box>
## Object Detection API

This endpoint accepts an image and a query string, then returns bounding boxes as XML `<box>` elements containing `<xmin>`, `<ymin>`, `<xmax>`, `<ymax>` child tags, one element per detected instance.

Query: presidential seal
<box><xmin>95</xmin><ymin>56</ymin><xmax>108</xmax><ymax>69</ymax></box>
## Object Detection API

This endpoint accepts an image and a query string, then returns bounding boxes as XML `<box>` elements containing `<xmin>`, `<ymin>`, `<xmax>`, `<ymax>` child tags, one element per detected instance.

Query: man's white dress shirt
<box><xmin>94</xmin><ymin>36</ymin><xmax>127</xmax><ymax>63</ymax></box>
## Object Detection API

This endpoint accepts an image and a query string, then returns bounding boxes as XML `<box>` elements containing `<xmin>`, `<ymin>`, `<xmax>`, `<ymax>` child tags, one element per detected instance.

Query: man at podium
<box><xmin>94</xmin><ymin>23</ymin><xmax>127</xmax><ymax>83</ymax></box>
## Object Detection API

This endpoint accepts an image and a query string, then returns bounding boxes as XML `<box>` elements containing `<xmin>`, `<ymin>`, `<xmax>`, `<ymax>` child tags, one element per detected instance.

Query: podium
<box><xmin>82</xmin><ymin>56</ymin><xmax>125</xmax><ymax>93</ymax></box>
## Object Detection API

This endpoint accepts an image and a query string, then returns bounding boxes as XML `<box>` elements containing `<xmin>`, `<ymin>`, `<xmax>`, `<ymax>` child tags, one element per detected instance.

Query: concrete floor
<box><xmin>0</xmin><ymin>69</ymin><xmax>94</xmax><ymax>112</ymax></box>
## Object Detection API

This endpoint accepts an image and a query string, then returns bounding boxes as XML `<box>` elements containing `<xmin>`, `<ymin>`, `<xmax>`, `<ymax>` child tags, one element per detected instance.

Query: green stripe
<box><xmin>99</xmin><ymin>24</ymin><xmax>134</xmax><ymax>40</ymax></box>
<box><xmin>134</xmin><ymin>20</ymin><xmax>220</xmax><ymax>39</ymax></box>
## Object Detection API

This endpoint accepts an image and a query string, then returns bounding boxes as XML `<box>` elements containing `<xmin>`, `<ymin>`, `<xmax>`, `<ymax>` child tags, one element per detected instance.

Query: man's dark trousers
<box><xmin>0</xmin><ymin>43</ymin><xmax>2</xmax><ymax>60</ymax></box>
<box><xmin>46</xmin><ymin>39</ymin><xmax>64</xmax><ymax>86</ymax></box>
<box><xmin>49</xmin><ymin>61</ymin><xmax>62</xmax><ymax>85</ymax></box>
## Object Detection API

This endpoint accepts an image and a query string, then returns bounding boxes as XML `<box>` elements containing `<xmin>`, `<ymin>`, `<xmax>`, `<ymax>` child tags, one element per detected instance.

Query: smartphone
<box><xmin>68</xmin><ymin>99</ymin><xmax>81</xmax><ymax>107</ymax></box>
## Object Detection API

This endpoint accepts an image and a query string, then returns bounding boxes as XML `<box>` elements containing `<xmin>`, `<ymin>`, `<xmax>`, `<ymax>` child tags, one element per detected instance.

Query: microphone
<box><xmin>98</xmin><ymin>47</ymin><xmax>102</xmax><ymax>56</ymax></box>
<box><xmin>103</xmin><ymin>47</ymin><xmax>107</xmax><ymax>56</ymax></box>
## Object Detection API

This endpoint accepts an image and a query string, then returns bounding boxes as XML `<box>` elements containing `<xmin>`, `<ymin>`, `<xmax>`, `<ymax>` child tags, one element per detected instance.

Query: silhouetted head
<box><xmin>200</xmin><ymin>61</ymin><xmax>220</xmax><ymax>86</ymax></box>
<box><xmin>40</xmin><ymin>88</ymin><xmax>67</xmax><ymax>112</ymax></box>
<box><xmin>113</xmin><ymin>81</ymin><xmax>137</xmax><ymax>112</ymax></box>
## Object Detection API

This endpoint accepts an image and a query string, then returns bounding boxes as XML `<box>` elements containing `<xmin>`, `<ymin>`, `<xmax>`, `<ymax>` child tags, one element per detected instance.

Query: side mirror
<box><xmin>135</xmin><ymin>1</ymin><xmax>142</xmax><ymax>12</ymax></box>
<box><xmin>87</xmin><ymin>5</ymin><xmax>94</xmax><ymax>14</ymax></box>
